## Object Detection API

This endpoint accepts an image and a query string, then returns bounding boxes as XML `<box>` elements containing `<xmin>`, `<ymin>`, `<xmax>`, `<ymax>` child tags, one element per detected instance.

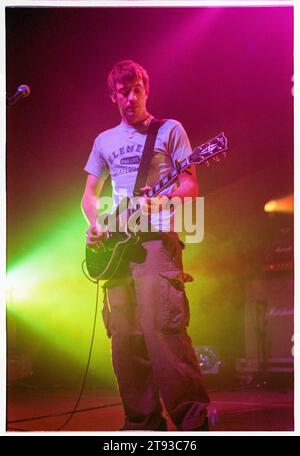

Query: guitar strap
<box><xmin>133</xmin><ymin>118</ymin><xmax>164</xmax><ymax>197</ymax></box>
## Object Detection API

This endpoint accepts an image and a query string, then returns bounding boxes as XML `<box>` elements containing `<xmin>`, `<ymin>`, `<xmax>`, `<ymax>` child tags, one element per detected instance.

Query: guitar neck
<box><xmin>146</xmin><ymin>157</ymin><xmax>190</xmax><ymax>198</ymax></box>
<box><xmin>145</xmin><ymin>133</ymin><xmax>227</xmax><ymax>198</ymax></box>
<box><xmin>110</xmin><ymin>132</ymin><xmax>228</xmax><ymax>227</ymax></box>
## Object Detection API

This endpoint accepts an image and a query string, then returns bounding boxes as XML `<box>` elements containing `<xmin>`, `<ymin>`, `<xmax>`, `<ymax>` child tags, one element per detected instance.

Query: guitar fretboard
<box><xmin>116</xmin><ymin>132</ymin><xmax>228</xmax><ymax>222</ymax></box>
<box><xmin>145</xmin><ymin>136</ymin><xmax>224</xmax><ymax>198</ymax></box>
<box><xmin>147</xmin><ymin>162</ymin><xmax>188</xmax><ymax>198</ymax></box>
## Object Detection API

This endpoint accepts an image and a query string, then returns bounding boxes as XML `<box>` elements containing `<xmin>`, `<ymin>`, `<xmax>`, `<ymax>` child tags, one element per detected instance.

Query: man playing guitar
<box><xmin>82</xmin><ymin>60</ymin><xmax>210</xmax><ymax>431</ymax></box>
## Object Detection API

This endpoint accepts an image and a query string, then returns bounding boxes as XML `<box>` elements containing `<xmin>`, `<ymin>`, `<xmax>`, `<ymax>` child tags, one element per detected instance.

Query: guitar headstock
<box><xmin>189</xmin><ymin>132</ymin><xmax>228</xmax><ymax>166</ymax></box>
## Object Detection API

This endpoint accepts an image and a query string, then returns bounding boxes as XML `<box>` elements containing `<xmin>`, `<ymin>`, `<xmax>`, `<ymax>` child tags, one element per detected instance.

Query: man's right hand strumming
<box><xmin>86</xmin><ymin>224</ymin><xmax>106</xmax><ymax>247</ymax></box>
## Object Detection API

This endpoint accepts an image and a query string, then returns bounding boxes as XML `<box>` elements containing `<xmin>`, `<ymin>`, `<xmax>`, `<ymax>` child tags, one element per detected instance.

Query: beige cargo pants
<box><xmin>102</xmin><ymin>239</ymin><xmax>209</xmax><ymax>431</ymax></box>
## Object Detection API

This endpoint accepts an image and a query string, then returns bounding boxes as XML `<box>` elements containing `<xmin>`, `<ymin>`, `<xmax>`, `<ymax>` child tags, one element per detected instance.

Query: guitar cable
<box><xmin>7</xmin><ymin>268</ymin><xmax>103</xmax><ymax>432</ymax></box>
<box><xmin>81</xmin><ymin>259</ymin><xmax>98</xmax><ymax>284</ymax></box>
<box><xmin>54</xmin><ymin>273</ymin><xmax>101</xmax><ymax>431</ymax></box>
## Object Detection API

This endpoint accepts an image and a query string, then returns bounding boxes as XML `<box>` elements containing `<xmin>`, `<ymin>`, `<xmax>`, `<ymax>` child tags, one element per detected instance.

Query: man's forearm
<box><xmin>81</xmin><ymin>195</ymin><xmax>99</xmax><ymax>226</ymax></box>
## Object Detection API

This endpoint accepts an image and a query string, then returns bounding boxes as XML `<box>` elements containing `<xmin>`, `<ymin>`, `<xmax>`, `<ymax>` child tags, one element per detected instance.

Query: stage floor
<box><xmin>6</xmin><ymin>384</ymin><xmax>294</xmax><ymax>433</ymax></box>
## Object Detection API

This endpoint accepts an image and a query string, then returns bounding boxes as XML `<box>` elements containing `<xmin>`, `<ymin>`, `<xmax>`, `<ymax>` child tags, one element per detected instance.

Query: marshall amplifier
<box><xmin>240</xmin><ymin>276</ymin><xmax>294</xmax><ymax>373</ymax></box>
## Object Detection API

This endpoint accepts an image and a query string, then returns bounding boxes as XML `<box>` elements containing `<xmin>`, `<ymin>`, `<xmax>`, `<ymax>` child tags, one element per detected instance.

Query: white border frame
<box><xmin>1</xmin><ymin>0</ymin><xmax>298</xmax><ymax>436</ymax></box>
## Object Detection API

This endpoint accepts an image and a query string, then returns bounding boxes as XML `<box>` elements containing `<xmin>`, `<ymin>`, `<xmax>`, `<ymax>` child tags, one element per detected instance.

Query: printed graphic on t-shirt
<box><xmin>108</xmin><ymin>143</ymin><xmax>143</xmax><ymax>178</ymax></box>
<box><xmin>107</xmin><ymin>144</ymin><xmax>143</xmax><ymax>166</ymax></box>
<box><xmin>120</xmin><ymin>156</ymin><xmax>141</xmax><ymax>165</ymax></box>
<box><xmin>112</xmin><ymin>166</ymin><xmax>140</xmax><ymax>177</ymax></box>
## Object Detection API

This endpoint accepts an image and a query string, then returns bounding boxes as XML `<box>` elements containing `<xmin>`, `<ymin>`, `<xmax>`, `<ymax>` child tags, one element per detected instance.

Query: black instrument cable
<box><xmin>55</xmin><ymin>268</ymin><xmax>99</xmax><ymax>431</ymax></box>
<box><xmin>7</xmin><ymin>262</ymin><xmax>119</xmax><ymax>432</ymax></box>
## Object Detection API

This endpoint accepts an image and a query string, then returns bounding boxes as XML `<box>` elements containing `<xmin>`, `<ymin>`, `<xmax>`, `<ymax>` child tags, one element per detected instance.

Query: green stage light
<box><xmin>6</xmin><ymin>206</ymin><xmax>115</xmax><ymax>384</ymax></box>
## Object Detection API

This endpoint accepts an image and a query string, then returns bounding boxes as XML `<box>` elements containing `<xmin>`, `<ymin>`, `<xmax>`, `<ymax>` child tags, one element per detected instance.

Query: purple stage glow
<box><xmin>6</xmin><ymin>6</ymin><xmax>294</xmax><ymax>402</ymax></box>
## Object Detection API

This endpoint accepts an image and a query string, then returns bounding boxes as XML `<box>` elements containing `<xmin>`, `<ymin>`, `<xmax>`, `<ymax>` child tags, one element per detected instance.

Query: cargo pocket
<box><xmin>158</xmin><ymin>270</ymin><xmax>192</xmax><ymax>333</ymax></box>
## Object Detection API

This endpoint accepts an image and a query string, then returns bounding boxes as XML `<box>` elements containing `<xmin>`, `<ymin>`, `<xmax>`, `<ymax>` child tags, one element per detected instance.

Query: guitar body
<box><xmin>85</xmin><ymin>232</ymin><xmax>140</xmax><ymax>280</ymax></box>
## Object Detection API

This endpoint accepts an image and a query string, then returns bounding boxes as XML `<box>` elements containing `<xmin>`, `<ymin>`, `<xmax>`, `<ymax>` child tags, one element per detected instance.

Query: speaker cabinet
<box><xmin>242</xmin><ymin>276</ymin><xmax>294</xmax><ymax>372</ymax></box>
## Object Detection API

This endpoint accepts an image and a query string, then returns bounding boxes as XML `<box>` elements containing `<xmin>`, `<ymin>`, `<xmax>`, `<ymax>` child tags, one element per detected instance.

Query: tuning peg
<box><xmin>213</xmin><ymin>156</ymin><xmax>220</xmax><ymax>162</ymax></box>
<box><xmin>205</xmin><ymin>160</ymin><xmax>210</xmax><ymax>167</ymax></box>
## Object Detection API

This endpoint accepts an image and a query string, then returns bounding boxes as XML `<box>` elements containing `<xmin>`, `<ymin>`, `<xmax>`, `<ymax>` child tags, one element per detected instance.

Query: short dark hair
<box><xmin>107</xmin><ymin>60</ymin><xmax>149</xmax><ymax>95</ymax></box>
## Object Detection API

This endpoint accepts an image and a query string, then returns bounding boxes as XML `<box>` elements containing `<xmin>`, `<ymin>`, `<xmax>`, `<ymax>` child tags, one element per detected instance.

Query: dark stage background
<box><xmin>6</xmin><ymin>7</ymin><xmax>293</xmax><ymax>388</ymax></box>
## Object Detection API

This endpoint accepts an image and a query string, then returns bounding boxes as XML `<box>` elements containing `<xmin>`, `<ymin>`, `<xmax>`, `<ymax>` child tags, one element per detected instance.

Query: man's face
<box><xmin>112</xmin><ymin>78</ymin><xmax>148</xmax><ymax>125</ymax></box>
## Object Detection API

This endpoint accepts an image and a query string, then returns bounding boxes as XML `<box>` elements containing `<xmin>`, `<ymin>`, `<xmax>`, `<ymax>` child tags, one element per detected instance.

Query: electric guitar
<box><xmin>84</xmin><ymin>132</ymin><xmax>228</xmax><ymax>281</ymax></box>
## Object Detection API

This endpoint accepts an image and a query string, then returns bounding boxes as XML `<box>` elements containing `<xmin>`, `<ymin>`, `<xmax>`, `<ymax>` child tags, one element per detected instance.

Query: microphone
<box><xmin>7</xmin><ymin>84</ymin><xmax>31</xmax><ymax>108</ymax></box>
